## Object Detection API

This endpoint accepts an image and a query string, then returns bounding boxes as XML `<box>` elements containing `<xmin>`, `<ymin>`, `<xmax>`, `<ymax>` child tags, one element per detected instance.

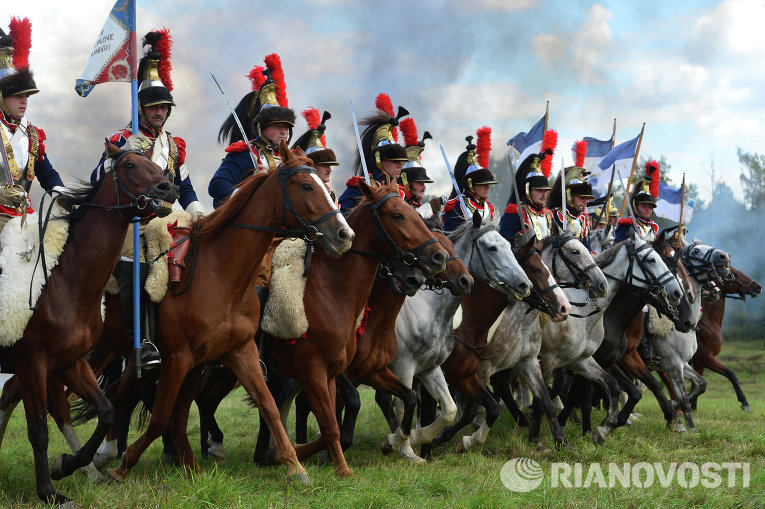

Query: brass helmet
<box><xmin>398</xmin><ymin>117</ymin><xmax>433</xmax><ymax>191</ymax></box>
<box><xmin>453</xmin><ymin>127</ymin><xmax>496</xmax><ymax>195</ymax></box>
<box><xmin>291</xmin><ymin>108</ymin><xmax>338</xmax><ymax>166</ymax></box>
<box><xmin>0</xmin><ymin>17</ymin><xmax>39</xmax><ymax>115</ymax></box>
<box><xmin>136</xmin><ymin>30</ymin><xmax>175</xmax><ymax>116</ymax></box>
<box><xmin>353</xmin><ymin>93</ymin><xmax>409</xmax><ymax>177</ymax></box>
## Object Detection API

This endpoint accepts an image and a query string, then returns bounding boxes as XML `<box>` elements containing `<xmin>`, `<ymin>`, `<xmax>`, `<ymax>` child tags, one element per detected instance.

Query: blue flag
<box><xmin>507</xmin><ymin>115</ymin><xmax>545</xmax><ymax>165</ymax></box>
<box><xmin>583</xmin><ymin>135</ymin><xmax>613</xmax><ymax>174</ymax></box>
<box><xmin>594</xmin><ymin>134</ymin><xmax>640</xmax><ymax>195</ymax></box>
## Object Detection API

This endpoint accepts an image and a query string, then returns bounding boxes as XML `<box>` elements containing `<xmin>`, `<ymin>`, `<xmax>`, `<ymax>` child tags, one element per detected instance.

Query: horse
<box><xmin>0</xmin><ymin>143</ymin><xmax>177</xmax><ymax>506</ymax></box>
<box><xmin>444</xmin><ymin>232</ymin><xmax>611</xmax><ymax>452</ymax></box>
<box><xmin>588</xmin><ymin>225</ymin><xmax>615</xmax><ymax>254</ymax></box>
<box><xmin>427</xmin><ymin>230</ymin><xmax>604</xmax><ymax>453</ymax></box>
<box><xmin>691</xmin><ymin>266</ymin><xmax>761</xmax><ymax>412</ymax></box>
<box><xmin>557</xmin><ymin>231</ymin><xmax>698</xmax><ymax>436</ymax></box>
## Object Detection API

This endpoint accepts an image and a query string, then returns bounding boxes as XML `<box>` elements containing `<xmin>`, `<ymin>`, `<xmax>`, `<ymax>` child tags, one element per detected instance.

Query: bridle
<box><xmin>544</xmin><ymin>234</ymin><xmax>602</xmax><ymax>318</ymax></box>
<box><xmin>514</xmin><ymin>243</ymin><xmax>560</xmax><ymax>318</ymax></box>
<box><xmin>603</xmin><ymin>240</ymin><xmax>677</xmax><ymax>307</ymax></box>
<box><xmin>347</xmin><ymin>191</ymin><xmax>439</xmax><ymax>277</ymax></box>
<box><xmin>681</xmin><ymin>241</ymin><xmax>731</xmax><ymax>286</ymax></box>
<box><xmin>421</xmin><ymin>225</ymin><xmax>462</xmax><ymax>293</ymax></box>
<box><xmin>458</xmin><ymin>224</ymin><xmax>515</xmax><ymax>294</ymax></box>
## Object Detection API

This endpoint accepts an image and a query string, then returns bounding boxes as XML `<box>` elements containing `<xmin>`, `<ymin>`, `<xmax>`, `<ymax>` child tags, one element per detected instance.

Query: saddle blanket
<box><xmin>261</xmin><ymin>239</ymin><xmax>309</xmax><ymax>339</ymax></box>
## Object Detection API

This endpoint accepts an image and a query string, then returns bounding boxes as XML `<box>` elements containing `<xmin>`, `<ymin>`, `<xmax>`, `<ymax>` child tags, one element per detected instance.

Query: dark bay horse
<box><xmin>0</xmin><ymin>143</ymin><xmax>176</xmax><ymax>506</ymax></box>
<box><xmin>101</xmin><ymin>143</ymin><xmax>354</xmax><ymax>485</ymax></box>
<box><xmin>691</xmin><ymin>266</ymin><xmax>761</xmax><ymax>411</ymax></box>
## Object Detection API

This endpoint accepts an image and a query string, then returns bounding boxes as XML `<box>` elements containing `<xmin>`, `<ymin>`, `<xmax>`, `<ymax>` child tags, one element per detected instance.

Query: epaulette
<box><xmin>443</xmin><ymin>199</ymin><xmax>458</xmax><ymax>213</ymax></box>
<box><xmin>173</xmin><ymin>136</ymin><xmax>187</xmax><ymax>165</ymax></box>
<box><xmin>34</xmin><ymin>126</ymin><xmax>47</xmax><ymax>158</ymax></box>
<box><xmin>225</xmin><ymin>141</ymin><xmax>250</xmax><ymax>153</ymax></box>
<box><xmin>488</xmin><ymin>203</ymin><xmax>495</xmax><ymax>216</ymax></box>
<box><xmin>504</xmin><ymin>203</ymin><xmax>518</xmax><ymax>215</ymax></box>
<box><xmin>346</xmin><ymin>176</ymin><xmax>365</xmax><ymax>188</ymax></box>
<box><xmin>618</xmin><ymin>218</ymin><xmax>633</xmax><ymax>226</ymax></box>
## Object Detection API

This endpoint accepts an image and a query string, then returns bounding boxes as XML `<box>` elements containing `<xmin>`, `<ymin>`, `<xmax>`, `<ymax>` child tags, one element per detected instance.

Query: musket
<box><xmin>506</xmin><ymin>151</ymin><xmax>527</xmax><ymax>235</ymax></box>
<box><xmin>349</xmin><ymin>100</ymin><xmax>371</xmax><ymax>185</ymax></box>
<box><xmin>210</xmin><ymin>73</ymin><xmax>258</xmax><ymax>169</ymax></box>
<box><xmin>440</xmin><ymin>144</ymin><xmax>470</xmax><ymax>220</ymax></box>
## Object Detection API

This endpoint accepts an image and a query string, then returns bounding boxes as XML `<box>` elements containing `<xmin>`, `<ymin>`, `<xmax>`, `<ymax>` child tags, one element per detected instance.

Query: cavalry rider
<box><xmin>398</xmin><ymin>116</ymin><xmax>435</xmax><ymax>218</ymax></box>
<box><xmin>291</xmin><ymin>107</ymin><xmax>339</xmax><ymax>205</ymax></box>
<box><xmin>547</xmin><ymin>165</ymin><xmax>594</xmax><ymax>251</ymax></box>
<box><xmin>338</xmin><ymin>93</ymin><xmax>409</xmax><ymax>214</ymax></box>
<box><xmin>587</xmin><ymin>195</ymin><xmax>617</xmax><ymax>232</ymax></box>
<box><xmin>614</xmin><ymin>161</ymin><xmax>660</xmax><ymax>243</ymax></box>
<box><xmin>208</xmin><ymin>54</ymin><xmax>295</xmax><ymax>208</ymax></box>
<box><xmin>0</xmin><ymin>18</ymin><xmax>66</xmax><ymax>246</ymax></box>
<box><xmin>499</xmin><ymin>150</ymin><xmax>555</xmax><ymax>246</ymax></box>
<box><xmin>443</xmin><ymin>127</ymin><xmax>497</xmax><ymax>233</ymax></box>
<box><xmin>90</xmin><ymin>30</ymin><xmax>205</xmax><ymax>365</ymax></box>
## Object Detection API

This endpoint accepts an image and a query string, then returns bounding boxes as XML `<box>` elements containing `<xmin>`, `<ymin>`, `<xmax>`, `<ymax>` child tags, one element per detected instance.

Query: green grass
<box><xmin>1</xmin><ymin>341</ymin><xmax>763</xmax><ymax>508</ymax></box>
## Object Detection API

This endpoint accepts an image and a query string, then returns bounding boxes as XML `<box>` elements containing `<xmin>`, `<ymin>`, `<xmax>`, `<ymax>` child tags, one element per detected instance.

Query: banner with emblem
<box><xmin>74</xmin><ymin>0</ymin><xmax>136</xmax><ymax>97</ymax></box>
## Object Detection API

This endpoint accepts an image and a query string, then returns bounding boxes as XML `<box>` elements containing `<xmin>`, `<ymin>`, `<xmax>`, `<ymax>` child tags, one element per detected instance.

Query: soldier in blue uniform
<box><xmin>442</xmin><ymin>127</ymin><xmax>497</xmax><ymax>233</ymax></box>
<box><xmin>614</xmin><ymin>161</ymin><xmax>660</xmax><ymax>243</ymax></box>
<box><xmin>547</xmin><ymin>165</ymin><xmax>594</xmax><ymax>250</ymax></box>
<box><xmin>0</xmin><ymin>17</ymin><xmax>66</xmax><ymax>246</ymax></box>
<box><xmin>208</xmin><ymin>54</ymin><xmax>296</xmax><ymax>209</ymax></box>
<box><xmin>337</xmin><ymin>93</ymin><xmax>409</xmax><ymax>214</ymax></box>
<box><xmin>499</xmin><ymin>150</ymin><xmax>555</xmax><ymax>246</ymax></box>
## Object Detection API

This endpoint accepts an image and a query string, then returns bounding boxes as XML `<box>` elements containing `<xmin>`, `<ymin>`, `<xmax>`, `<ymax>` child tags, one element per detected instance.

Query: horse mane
<box><xmin>55</xmin><ymin>178</ymin><xmax>104</xmax><ymax>223</ymax></box>
<box><xmin>595</xmin><ymin>239</ymin><xmax>633</xmax><ymax>268</ymax></box>
<box><xmin>423</xmin><ymin>216</ymin><xmax>440</xmax><ymax>232</ymax></box>
<box><xmin>448</xmin><ymin>217</ymin><xmax>499</xmax><ymax>244</ymax></box>
<box><xmin>541</xmin><ymin>231</ymin><xmax>577</xmax><ymax>249</ymax></box>
<box><xmin>195</xmin><ymin>170</ymin><xmax>271</xmax><ymax>243</ymax></box>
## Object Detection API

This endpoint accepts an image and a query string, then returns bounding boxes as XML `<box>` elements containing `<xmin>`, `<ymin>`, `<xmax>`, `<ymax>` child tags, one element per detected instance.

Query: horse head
<box><xmin>448</xmin><ymin>215</ymin><xmax>531</xmax><ymax>300</ymax></box>
<box><xmin>423</xmin><ymin>217</ymin><xmax>473</xmax><ymax>296</ymax></box>
<box><xmin>278</xmin><ymin>141</ymin><xmax>354</xmax><ymax>255</ymax></box>
<box><xmin>103</xmin><ymin>142</ymin><xmax>178</xmax><ymax>218</ymax></box>
<box><xmin>514</xmin><ymin>235</ymin><xmax>571</xmax><ymax>322</ymax></box>
<box><xmin>651</xmin><ymin>232</ymin><xmax>696</xmax><ymax>333</ymax></box>
<box><xmin>721</xmin><ymin>266</ymin><xmax>762</xmax><ymax>300</ymax></box>
<box><xmin>671</xmin><ymin>232</ymin><xmax>731</xmax><ymax>284</ymax></box>
<box><xmin>357</xmin><ymin>178</ymin><xmax>447</xmax><ymax>276</ymax></box>
<box><xmin>543</xmin><ymin>232</ymin><xmax>608</xmax><ymax>299</ymax></box>
<box><xmin>613</xmin><ymin>235</ymin><xmax>684</xmax><ymax>307</ymax></box>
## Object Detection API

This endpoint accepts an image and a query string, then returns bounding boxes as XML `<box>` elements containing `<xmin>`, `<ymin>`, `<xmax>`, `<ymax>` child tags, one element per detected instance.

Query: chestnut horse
<box><xmin>691</xmin><ymin>266</ymin><xmax>761</xmax><ymax>411</ymax></box>
<box><xmin>0</xmin><ymin>144</ymin><xmax>176</xmax><ymax>506</ymax></box>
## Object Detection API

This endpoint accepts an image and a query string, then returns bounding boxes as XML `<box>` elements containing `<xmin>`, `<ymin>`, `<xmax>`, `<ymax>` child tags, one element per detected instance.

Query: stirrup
<box><xmin>140</xmin><ymin>340</ymin><xmax>162</xmax><ymax>368</ymax></box>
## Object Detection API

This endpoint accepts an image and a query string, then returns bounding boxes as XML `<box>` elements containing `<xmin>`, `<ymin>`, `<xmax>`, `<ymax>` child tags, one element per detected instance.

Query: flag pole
<box><xmin>129</xmin><ymin>0</ymin><xmax>141</xmax><ymax>379</ymax></box>
<box><xmin>619</xmin><ymin>123</ymin><xmax>645</xmax><ymax>217</ymax></box>
<box><xmin>611</xmin><ymin>118</ymin><xmax>616</xmax><ymax>150</ymax></box>
<box><xmin>544</xmin><ymin>101</ymin><xmax>549</xmax><ymax>132</ymax></box>
<box><xmin>676</xmin><ymin>173</ymin><xmax>686</xmax><ymax>247</ymax></box>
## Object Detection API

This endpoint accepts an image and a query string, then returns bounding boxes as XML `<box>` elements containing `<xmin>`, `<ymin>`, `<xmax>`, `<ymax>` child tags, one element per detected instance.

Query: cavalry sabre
<box><xmin>507</xmin><ymin>152</ymin><xmax>527</xmax><ymax>235</ymax></box>
<box><xmin>349</xmin><ymin>100</ymin><xmax>371</xmax><ymax>185</ymax></box>
<box><xmin>210</xmin><ymin>73</ymin><xmax>258</xmax><ymax>169</ymax></box>
<box><xmin>440</xmin><ymin>144</ymin><xmax>470</xmax><ymax>220</ymax></box>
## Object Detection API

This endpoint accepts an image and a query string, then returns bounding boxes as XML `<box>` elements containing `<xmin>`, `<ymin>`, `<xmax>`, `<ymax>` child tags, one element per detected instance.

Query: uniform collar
<box><xmin>0</xmin><ymin>110</ymin><xmax>21</xmax><ymax>131</ymax></box>
<box><xmin>523</xmin><ymin>198</ymin><xmax>546</xmax><ymax>214</ymax></box>
<box><xmin>465</xmin><ymin>190</ymin><xmax>485</xmax><ymax>207</ymax></box>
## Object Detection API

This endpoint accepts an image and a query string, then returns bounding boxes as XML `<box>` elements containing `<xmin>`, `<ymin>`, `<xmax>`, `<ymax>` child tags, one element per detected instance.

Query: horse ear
<box><xmin>294</xmin><ymin>146</ymin><xmax>308</xmax><ymax>159</ymax></box>
<box><xmin>278</xmin><ymin>139</ymin><xmax>292</xmax><ymax>162</ymax></box>
<box><xmin>551</xmin><ymin>218</ymin><xmax>561</xmax><ymax>236</ymax></box>
<box><xmin>105</xmin><ymin>141</ymin><xmax>121</xmax><ymax>159</ymax></box>
<box><xmin>472</xmin><ymin>209</ymin><xmax>481</xmax><ymax>229</ymax></box>
<box><xmin>523</xmin><ymin>232</ymin><xmax>537</xmax><ymax>252</ymax></box>
<box><xmin>359</xmin><ymin>179</ymin><xmax>374</xmax><ymax>198</ymax></box>
<box><xmin>656</xmin><ymin>229</ymin><xmax>667</xmax><ymax>246</ymax></box>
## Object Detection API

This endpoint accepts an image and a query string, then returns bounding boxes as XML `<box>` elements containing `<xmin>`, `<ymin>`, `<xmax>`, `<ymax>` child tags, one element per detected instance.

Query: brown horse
<box><xmin>691</xmin><ymin>266</ymin><xmax>760</xmax><ymax>411</ymax></box>
<box><xmin>98</xmin><ymin>143</ymin><xmax>353</xmax><ymax>485</ymax></box>
<box><xmin>0</xmin><ymin>144</ymin><xmax>177</xmax><ymax>506</ymax></box>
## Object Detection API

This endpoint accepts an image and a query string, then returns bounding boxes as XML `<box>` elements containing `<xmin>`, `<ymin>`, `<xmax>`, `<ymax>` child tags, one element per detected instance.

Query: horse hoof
<box><xmin>288</xmin><ymin>471</ymin><xmax>311</xmax><ymax>486</ymax></box>
<box><xmin>407</xmin><ymin>455</ymin><xmax>427</xmax><ymax>465</ymax></box>
<box><xmin>207</xmin><ymin>443</ymin><xmax>225</xmax><ymax>461</ymax></box>
<box><xmin>667</xmin><ymin>421</ymin><xmax>686</xmax><ymax>433</ymax></box>
<box><xmin>162</xmin><ymin>453</ymin><xmax>181</xmax><ymax>466</ymax></box>
<box><xmin>93</xmin><ymin>453</ymin><xmax>114</xmax><ymax>470</ymax></box>
<box><xmin>381</xmin><ymin>435</ymin><xmax>394</xmax><ymax>456</ymax></box>
<box><xmin>106</xmin><ymin>468</ymin><xmax>126</xmax><ymax>483</ymax></box>
<box><xmin>592</xmin><ymin>426</ymin><xmax>608</xmax><ymax>444</ymax></box>
<box><xmin>534</xmin><ymin>442</ymin><xmax>549</xmax><ymax>452</ymax></box>
<box><xmin>317</xmin><ymin>450</ymin><xmax>331</xmax><ymax>466</ymax></box>
<box><xmin>741</xmin><ymin>404</ymin><xmax>751</xmax><ymax>412</ymax></box>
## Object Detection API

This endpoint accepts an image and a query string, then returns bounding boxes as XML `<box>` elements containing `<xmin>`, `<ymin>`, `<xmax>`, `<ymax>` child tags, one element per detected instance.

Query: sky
<box><xmin>8</xmin><ymin>0</ymin><xmax>765</xmax><ymax>212</ymax></box>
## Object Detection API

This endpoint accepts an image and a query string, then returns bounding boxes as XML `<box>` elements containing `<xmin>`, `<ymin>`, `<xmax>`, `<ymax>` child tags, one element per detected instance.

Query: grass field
<box><xmin>0</xmin><ymin>341</ymin><xmax>763</xmax><ymax>508</ymax></box>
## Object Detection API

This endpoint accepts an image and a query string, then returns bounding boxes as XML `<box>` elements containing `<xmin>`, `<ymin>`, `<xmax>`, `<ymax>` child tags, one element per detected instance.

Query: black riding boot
<box><xmin>114</xmin><ymin>259</ymin><xmax>159</xmax><ymax>368</ymax></box>
<box><xmin>639</xmin><ymin>310</ymin><xmax>660</xmax><ymax>368</ymax></box>
<box><xmin>255</xmin><ymin>285</ymin><xmax>270</xmax><ymax>381</ymax></box>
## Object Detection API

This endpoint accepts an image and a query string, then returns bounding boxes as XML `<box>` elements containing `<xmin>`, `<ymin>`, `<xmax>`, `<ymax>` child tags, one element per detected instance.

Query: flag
<box><xmin>654</xmin><ymin>181</ymin><xmax>694</xmax><ymax>224</ymax></box>
<box><xmin>507</xmin><ymin>115</ymin><xmax>545</xmax><ymax>166</ymax></box>
<box><xmin>593</xmin><ymin>134</ymin><xmax>640</xmax><ymax>196</ymax></box>
<box><xmin>75</xmin><ymin>0</ymin><xmax>136</xmax><ymax>97</ymax></box>
<box><xmin>582</xmin><ymin>135</ymin><xmax>613</xmax><ymax>175</ymax></box>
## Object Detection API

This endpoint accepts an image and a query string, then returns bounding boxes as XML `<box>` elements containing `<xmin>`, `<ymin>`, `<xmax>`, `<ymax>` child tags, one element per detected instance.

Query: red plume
<box><xmin>248</xmin><ymin>65</ymin><xmax>266</xmax><ymax>91</ymax></box>
<box><xmin>264</xmin><ymin>53</ymin><xmax>288</xmax><ymax>107</ymax></box>
<box><xmin>573</xmin><ymin>139</ymin><xmax>587</xmax><ymax>168</ymax></box>
<box><xmin>399</xmin><ymin>118</ymin><xmax>418</xmax><ymax>147</ymax></box>
<box><xmin>540</xmin><ymin>129</ymin><xmax>558</xmax><ymax>177</ymax></box>
<box><xmin>302</xmin><ymin>107</ymin><xmax>320</xmax><ymax>130</ymax></box>
<box><xmin>9</xmin><ymin>17</ymin><xmax>32</xmax><ymax>69</ymax></box>
<box><xmin>476</xmin><ymin>126</ymin><xmax>492</xmax><ymax>169</ymax></box>
<box><xmin>375</xmin><ymin>93</ymin><xmax>398</xmax><ymax>141</ymax></box>
<box><xmin>645</xmin><ymin>160</ymin><xmax>660</xmax><ymax>198</ymax></box>
<box><xmin>154</xmin><ymin>28</ymin><xmax>173</xmax><ymax>91</ymax></box>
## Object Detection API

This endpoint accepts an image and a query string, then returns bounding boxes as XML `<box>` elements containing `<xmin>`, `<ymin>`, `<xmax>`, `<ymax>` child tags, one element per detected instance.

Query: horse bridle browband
<box><xmin>347</xmin><ymin>191</ymin><xmax>439</xmax><ymax>276</ymax></box>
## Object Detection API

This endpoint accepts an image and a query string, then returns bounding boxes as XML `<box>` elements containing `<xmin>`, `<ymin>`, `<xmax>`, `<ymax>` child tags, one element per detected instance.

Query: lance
<box><xmin>210</xmin><ymin>73</ymin><xmax>258</xmax><ymax>169</ymax></box>
<box><xmin>676</xmin><ymin>173</ymin><xmax>686</xmax><ymax>247</ymax></box>
<box><xmin>560</xmin><ymin>165</ymin><xmax>567</xmax><ymax>232</ymax></box>
<box><xmin>506</xmin><ymin>151</ymin><xmax>527</xmax><ymax>235</ymax></box>
<box><xmin>349</xmin><ymin>101</ymin><xmax>371</xmax><ymax>185</ymax></box>
<box><xmin>440</xmin><ymin>144</ymin><xmax>470</xmax><ymax>220</ymax></box>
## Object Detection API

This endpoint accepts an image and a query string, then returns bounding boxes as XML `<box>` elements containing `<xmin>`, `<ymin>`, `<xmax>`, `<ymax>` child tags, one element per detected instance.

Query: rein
<box><xmin>545</xmin><ymin>234</ymin><xmax>601</xmax><ymax>317</ymax></box>
<box><xmin>603</xmin><ymin>241</ymin><xmax>676</xmax><ymax>310</ymax></box>
<box><xmin>682</xmin><ymin>241</ymin><xmax>729</xmax><ymax>285</ymax></box>
<box><xmin>514</xmin><ymin>244</ymin><xmax>561</xmax><ymax>318</ymax></box>
<box><xmin>453</xmin><ymin>330</ymin><xmax>494</xmax><ymax>360</ymax></box>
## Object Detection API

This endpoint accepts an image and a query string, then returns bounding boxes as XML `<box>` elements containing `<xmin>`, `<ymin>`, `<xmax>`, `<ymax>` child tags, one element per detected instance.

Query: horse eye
<box><xmin>693</xmin><ymin>248</ymin><xmax>699</xmax><ymax>254</ymax></box>
<box><xmin>125</xmin><ymin>162</ymin><xmax>135</xmax><ymax>169</ymax></box>
<box><xmin>571</xmin><ymin>249</ymin><xmax>579</xmax><ymax>255</ymax></box>
<box><xmin>393</xmin><ymin>213</ymin><xmax>404</xmax><ymax>220</ymax></box>
<box><xmin>301</xmin><ymin>183</ymin><xmax>313</xmax><ymax>191</ymax></box>
<box><xmin>533</xmin><ymin>268</ymin><xmax>542</xmax><ymax>274</ymax></box>
<box><xmin>488</xmin><ymin>245</ymin><xmax>498</xmax><ymax>252</ymax></box>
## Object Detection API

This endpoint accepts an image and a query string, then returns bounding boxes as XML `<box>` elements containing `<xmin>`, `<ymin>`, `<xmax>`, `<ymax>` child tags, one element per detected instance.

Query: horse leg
<box><xmin>0</xmin><ymin>374</ymin><xmax>22</xmax><ymax>451</ymax></box>
<box><xmin>294</xmin><ymin>375</ymin><xmax>352</xmax><ymax>477</ymax></box>
<box><xmin>334</xmin><ymin>374</ymin><xmax>360</xmax><ymax>452</ymax></box>
<box><xmin>294</xmin><ymin>382</ymin><xmax>312</xmax><ymax>443</ymax></box>
<box><xmin>517</xmin><ymin>359</ymin><xmax>568</xmax><ymax>448</ymax></box>
<box><xmin>684</xmin><ymin>364</ymin><xmax>707</xmax><ymax>407</ymax></box>
<box><xmin>438</xmin><ymin>376</ymin><xmax>498</xmax><ymax>453</ymax></box>
<box><xmin>409</xmin><ymin>369</ymin><xmax>457</xmax><ymax>450</ymax></box>
<box><xmin>415</xmin><ymin>387</ymin><xmax>436</xmax><ymax>462</ymax></box>
<box><xmin>108</xmin><ymin>357</ymin><xmax>192</xmax><ymax>482</ymax></box>
<box><xmin>567</xmin><ymin>357</ymin><xmax>620</xmax><ymax>444</ymax></box>
<box><xmin>618</xmin><ymin>351</ymin><xmax>684</xmax><ymax>432</ymax></box>
<box><xmin>662</xmin><ymin>362</ymin><xmax>696</xmax><ymax>431</ymax></box>
<box><xmin>166</xmin><ymin>366</ymin><xmax>204</xmax><ymax>470</ymax></box>
<box><xmin>695</xmin><ymin>356</ymin><xmax>749</xmax><ymax>412</ymax></box>
<box><xmin>366</xmin><ymin>369</ymin><xmax>419</xmax><ymax>463</ymax></box>
<box><xmin>374</xmin><ymin>390</ymin><xmax>400</xmax><ymax>433</ymax></box>
<box><xmin>46</xmin><ymin>374</ymin><xmax>107</xmax><ymax>483</ymax></box>
<box><xmin>196</xmin><ymin>366</ymin><xmax>238</xmax><ymax>460</ymax></box>
<box><xmin>556</xmin><ymin>374</ymin><xmax>582</xmax><ymax>428</ymax></box>
<box><xmin>578</xmin><ymin>377</ymin><xmax>593</xmax><ymax>436</ymax></box>
<box><xmin>490</xmin><ymin>369</ymin><xmax>529</xmax><ymax>427</ymax></box>
<box><xmin>610</xmin><ymin>365</ymin><xmax>643</xmax><ymax>426</ymax></box>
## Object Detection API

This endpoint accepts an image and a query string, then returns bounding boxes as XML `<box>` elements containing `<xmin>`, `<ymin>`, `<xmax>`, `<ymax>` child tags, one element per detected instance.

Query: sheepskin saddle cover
<box><xmin>261</xmin><ymin>239</ymin><xmax>309</xmax><ymax>339</ymax></box>
<box><xmin>646</xmin><ymin>305</ymin><xmax>675</xmax><ymax>338</ymax></box>
<box><xmin>0</xmin><ymin>211</ymin><xmax>69</xmax><ymax>346</ymax></box>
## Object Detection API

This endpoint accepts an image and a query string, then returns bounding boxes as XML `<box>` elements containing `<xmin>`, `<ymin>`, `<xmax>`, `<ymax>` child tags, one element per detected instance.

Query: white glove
<box><xmin>185</xmin><ymin>200</ymin><xmax>206</xmax><ymax>221</ymax></box>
